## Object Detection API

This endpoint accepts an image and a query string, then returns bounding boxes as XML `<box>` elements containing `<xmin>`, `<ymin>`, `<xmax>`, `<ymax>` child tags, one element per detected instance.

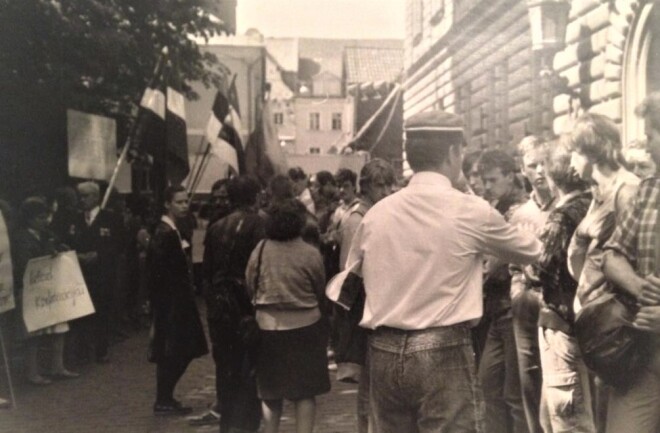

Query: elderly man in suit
<box><xmin>70</xmin><ymin>181</ymin><xmax>122</xmax><ymax>363</ymax></box>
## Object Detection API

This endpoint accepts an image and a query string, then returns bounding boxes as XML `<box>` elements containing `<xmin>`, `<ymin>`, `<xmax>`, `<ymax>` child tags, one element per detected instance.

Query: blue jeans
<box><xmin>512</xmin><ymin>290</ymin><xmax>543</xmax><ymax>433</ymax></box>
<box><xmin>478</xmin><ymin>313</ymin><xmax>528</xmax><ymax>433</ymax></box>
<box><xmin>539</xmin><ymin>328</ymin><xmax>595</xmax><ymax>433</ymax></box>
<box><xmin>368</xmin><ymin>325</ymin><xmax>484</xmax><ymax>433</ymax></box>
<box><xmin>605</xmin><ymin>341</ymin><xmax>660</xmax><ymax>433</ymax></box>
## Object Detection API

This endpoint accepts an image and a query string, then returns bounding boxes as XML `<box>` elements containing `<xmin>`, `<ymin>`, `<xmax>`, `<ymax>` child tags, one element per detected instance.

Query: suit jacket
<box><xmin>147</xmin><ymin>220</ymin><xmax>208</xmax><ymax>363</ymax></box>
<box><xmin>68</xmin><ymin>208</ymin><xmax>122</xmax><ymax>293</ymax></box>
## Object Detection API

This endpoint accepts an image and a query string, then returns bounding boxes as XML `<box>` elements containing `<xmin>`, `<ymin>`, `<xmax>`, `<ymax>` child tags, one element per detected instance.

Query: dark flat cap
<box><xmin>404</xmin><ymin>110</ymin><xmax>464</xmax><ymax>133</ymax></box>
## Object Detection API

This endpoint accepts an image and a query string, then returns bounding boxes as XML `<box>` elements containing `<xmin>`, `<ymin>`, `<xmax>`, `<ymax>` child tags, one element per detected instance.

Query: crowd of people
<box><xmin>0</xmin><ymin>181</ymin><xmax>155</xmax><ymax>391</ymax></box>
<box><xmin>1</xmin><ymin>92</ymin><xmax>659</xmax><ymax>433</ymax></box>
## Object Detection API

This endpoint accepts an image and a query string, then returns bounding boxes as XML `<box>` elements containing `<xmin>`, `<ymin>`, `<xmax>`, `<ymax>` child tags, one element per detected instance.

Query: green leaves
<box><xmin>0</xmin><ymin>0</ymin><xmax>227</xmax><ymax>124</ymax></box>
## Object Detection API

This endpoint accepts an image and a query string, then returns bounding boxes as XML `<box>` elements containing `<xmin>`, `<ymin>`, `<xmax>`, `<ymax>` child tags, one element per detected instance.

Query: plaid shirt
<box><xmin>605</xmin><ymin>177</ymin><xmax>660</xmax><ymax>276</ymax></box>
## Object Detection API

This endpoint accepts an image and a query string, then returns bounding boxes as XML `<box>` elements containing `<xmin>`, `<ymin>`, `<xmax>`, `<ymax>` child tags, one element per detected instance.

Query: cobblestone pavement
<box><xmin>0</xmin><ymin>324</ymin><xmax>358</xmax><ymax>433</ymax></box>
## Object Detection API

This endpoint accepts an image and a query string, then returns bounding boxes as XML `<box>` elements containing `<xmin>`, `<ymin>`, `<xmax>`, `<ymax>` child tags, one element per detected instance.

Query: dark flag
<box><xmin>205</xmin><ymin>75</ymin><xmax>245</xmax><ymax>174</ymax></box>
<box><xmin>245</xmin><ymin>100</ymin><xmax>287</xmax><ymax>185</ymax></box>
<box><xmin>164</xmin><ymin>83</ymin><xmax>189</xmax><ymax>185</ymax></box>
<box><xmin>132</xmin><ymin>64</ymin><xmax>190</xmax><ymax>186</ymax></box>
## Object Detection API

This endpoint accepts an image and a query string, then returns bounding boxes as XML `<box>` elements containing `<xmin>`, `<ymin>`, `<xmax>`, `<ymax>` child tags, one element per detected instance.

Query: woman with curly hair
<box><xmin>246</xmin><ymin>198</ymin><xmax>330</xmax><ymax>433</ymax></box>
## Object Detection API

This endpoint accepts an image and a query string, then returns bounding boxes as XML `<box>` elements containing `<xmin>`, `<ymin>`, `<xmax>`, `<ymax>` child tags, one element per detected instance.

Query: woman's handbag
<box><xmin>574</xmin><ymin>292</ymin><xmax>650</xmax><ymax>390</ymax></box>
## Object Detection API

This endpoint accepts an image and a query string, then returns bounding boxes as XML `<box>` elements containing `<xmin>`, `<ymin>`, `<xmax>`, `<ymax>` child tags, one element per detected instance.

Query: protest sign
<box><xmin>22</xmin><ymin>251</ymin><xmax>95</xmax><ymax>332</ymax></box>
<box><xmin>67</xmin><ymin>109</ymin><xmax>117</xmax><ymax>181</ymax></box>
<box><xmin>0</xmin><ymin>210</ymin><xmax>14</xmax><ymax>313</ymax></box>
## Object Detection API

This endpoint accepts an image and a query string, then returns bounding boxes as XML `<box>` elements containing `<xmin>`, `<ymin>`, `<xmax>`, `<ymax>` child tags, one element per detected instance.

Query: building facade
<box><xmin>404</xmin><ymin>0</ymin><xmax>660</xmax><ymax>152</ymax></box>
<box><xmin>266</xmin><ymin>37</ymin><xmax>403</xmax><ymax>156</ymax></box>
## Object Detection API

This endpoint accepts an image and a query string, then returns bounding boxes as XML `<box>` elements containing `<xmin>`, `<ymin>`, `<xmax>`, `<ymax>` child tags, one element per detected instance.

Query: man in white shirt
<box><xmin>345</xmin><ymin>111</ymin><xmax>542</xmax><ymax>433</ymax></box>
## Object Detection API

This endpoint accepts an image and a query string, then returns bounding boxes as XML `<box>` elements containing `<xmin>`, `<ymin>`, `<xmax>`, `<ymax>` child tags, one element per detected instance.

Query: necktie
<box><xmin>85</xmin><ymin>211</ymin><xmax>91</xmax><ymax>226</ymax></box>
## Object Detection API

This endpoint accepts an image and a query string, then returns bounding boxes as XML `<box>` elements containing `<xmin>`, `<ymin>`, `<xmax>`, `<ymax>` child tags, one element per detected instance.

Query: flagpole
<box><xmin>186</xmin><ymin>134</ymin><xmax>209</xmax><ymax>192</ymax></box>
<box><xmin>188</xmin><ymin>141</ymin><xmax>212</xmax><ymax>196</ymax></box>
<box><xmin>190</xmin><ymin>143</ymin><xmax>215</xmax><ymax>196</ymax></box>
<box><xmin>101</xmin><ymin>47</ymin><xmax>169</xmax><ymax>210</ymax></box>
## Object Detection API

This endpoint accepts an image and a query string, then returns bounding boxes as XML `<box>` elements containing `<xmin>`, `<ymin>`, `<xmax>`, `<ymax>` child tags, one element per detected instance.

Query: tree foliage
<box><xmin>0</xmin><ymin>0</ymin><xmax>229</xmax><ymax>120</ymax></box>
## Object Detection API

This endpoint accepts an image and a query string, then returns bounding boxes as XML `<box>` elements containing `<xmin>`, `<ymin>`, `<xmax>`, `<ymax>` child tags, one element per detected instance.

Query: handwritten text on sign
<box><xmin>22</xmin><ymin>251</ymin><xmax>95</xmax><ymax>332</ymax></box>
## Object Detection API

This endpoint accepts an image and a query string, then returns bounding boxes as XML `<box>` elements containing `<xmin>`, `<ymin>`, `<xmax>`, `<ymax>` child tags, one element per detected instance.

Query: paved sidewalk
<box><xmin>0</xmin><ymin>326</ymin><xmax>358</xmax><ymax>433</ymax></box>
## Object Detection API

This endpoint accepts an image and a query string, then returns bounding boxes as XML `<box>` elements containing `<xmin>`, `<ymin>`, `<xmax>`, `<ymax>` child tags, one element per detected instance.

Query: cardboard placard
<box><xmin>67</xmin><ymin>109</ymin><xmax>117</xmax><ymax>180</ymax></box>
<box><xmin>22</xmin><ymin>251</ymin><xmax>95</xmax><ymax>332</ymax></box>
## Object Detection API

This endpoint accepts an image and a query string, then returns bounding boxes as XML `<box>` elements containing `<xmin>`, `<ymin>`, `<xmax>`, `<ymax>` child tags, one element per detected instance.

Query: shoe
<box><xmin>0</xmin><ymin>398</ymin><xmax>10</xmax><ymax>409</ymax></box>
<box><xmin>153</xmin><ymin>400</ymin><xmax>193</xmax><ymax>416</ymax></box>
<box><xmin>49</xmin><ymin>369</ymin><xmax>80</xmax><ymax>380</ymax></box>
<box><xmin>187</xmin><ymin>409</ymin><xmax>221</xmax><ymax>426</ymax></box>
<box><xmin>27</xmin><ymin>375</ymin><xmax>52</xmax><ymax>386</ymax></box>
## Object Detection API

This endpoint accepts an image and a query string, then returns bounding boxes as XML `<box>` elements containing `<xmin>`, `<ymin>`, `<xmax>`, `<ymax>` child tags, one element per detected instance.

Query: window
<box><xmin>309</xmin><ymin>147</ymin><xmax>321</xmax><ymax>154</ymax></box>
<box><xmin>331</xmin><ymin>113</ymin><xmax>342</xmax><ymax>130</ymax></box>
<box><xmin>309</xmin><ymin>112</ymin><xmax>320</xmax><ymax>130</ymax></box>
<box><xmin>430</xmin><ymin>0</ymin><xmax>445</xmax><ymax>25</ymax></box>
<box><xmin>273</xmin><ymin>112</ymin><xmax>284</xmax><ymax>125</ymax></box>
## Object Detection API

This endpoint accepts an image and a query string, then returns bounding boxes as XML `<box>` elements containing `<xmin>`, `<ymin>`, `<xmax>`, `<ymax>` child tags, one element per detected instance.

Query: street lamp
<box><xmin>527</xmin><ymin>0</ymin><xmax>570</xmax><ymax>52</ymax></box>
<box><xmin>526</xmin><ymin>0</ymin><xmax>580</xmax><ymax>101</ymax></box>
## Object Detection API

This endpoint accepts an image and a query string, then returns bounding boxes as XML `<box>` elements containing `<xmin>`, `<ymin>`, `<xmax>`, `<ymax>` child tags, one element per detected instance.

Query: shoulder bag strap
<box><xmin>252</xmin><ymin>240</ymin><xmax>267</xmax><ymax>305</ymax></box>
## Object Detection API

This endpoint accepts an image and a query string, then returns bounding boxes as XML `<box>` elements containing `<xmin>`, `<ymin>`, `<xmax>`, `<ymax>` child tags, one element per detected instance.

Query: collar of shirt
<box><xmin>161</xmin><ymin>215</ymin><xmax>178</xmax><ymax>231</ymax></box>
<box><xmin>161</xmin><ymin>215</ymin><xmax>187</xmax><ymax>250</ymax></box>
<box><xmin>530</xmin><ymin>190</ymin><xmax>555</xmax><ymax>211</ymax></box>
<box><xmin>555</xmin><ymin>189</ymin><xmax>586</xmax><ymax>208</ymax></box>
<box><xmin>408</xmin><ymin>171</ymin><xmax>452</xmax><ymax>189</ymax></box>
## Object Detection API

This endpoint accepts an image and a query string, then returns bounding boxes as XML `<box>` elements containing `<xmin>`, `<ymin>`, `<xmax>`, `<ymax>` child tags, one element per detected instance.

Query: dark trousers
<box><xmin>512</xmin><ymin>290</ymin><xmax>543</xmax><ymax>433</ymax></box>
<box><xmin>71</xmin><ymin>283</ymin><xmax>111</xmax><ymax>361</ymax></box>
<box><xmin>478</xmin><ymin>313</ymin><xmax>528</xmax><ymax>433</ymax></box>
<box><xmin>216</xmin><ymin>335</ymin><xmax>261</xmax><ymax>433</ymax></box>
<box><xmin>156</xmin><ymin>357</ymin><xmax>191</xmax><ymax>403</ymax></box>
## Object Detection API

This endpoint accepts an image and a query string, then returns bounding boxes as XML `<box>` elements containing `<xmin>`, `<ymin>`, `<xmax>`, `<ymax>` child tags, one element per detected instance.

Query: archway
<box><xmin>621</xmin><ymin>1</ymin><xmax>660</xmax><ymax>145</ymax></box>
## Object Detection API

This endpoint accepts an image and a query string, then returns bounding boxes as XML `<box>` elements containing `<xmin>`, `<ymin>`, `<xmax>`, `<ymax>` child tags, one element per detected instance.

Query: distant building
<box><xmin>265</xmin><ymin>37</ymin><xmax>404</xmax><ymax>156</ymax></box>
<box><xmin>403</xmin><ymin>0</ymin><xmax>660</xmax><ymax>152</ymax></box>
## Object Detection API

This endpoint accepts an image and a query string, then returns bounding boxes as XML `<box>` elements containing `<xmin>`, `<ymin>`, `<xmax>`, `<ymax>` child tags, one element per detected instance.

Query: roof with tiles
<box><xmin>344</xmin><ymin>46</ymin><xmax>403</xmax><ymax>84</ymax></box>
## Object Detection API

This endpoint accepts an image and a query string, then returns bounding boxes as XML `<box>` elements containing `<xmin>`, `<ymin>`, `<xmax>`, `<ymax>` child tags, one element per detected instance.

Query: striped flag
<box><xmin>132</xmin><ymin>65</ymin><xmax>190</xmax><ymax>185</ymax></box>
<box><xmin>205</xmin><ymin>75</ymin><xmax>245</xmax><ymax>175</ymax></box>
<box><xmin>245</xmin><ymin>100</ymin><xmax>288</xmax><ymax>184</ymax></box>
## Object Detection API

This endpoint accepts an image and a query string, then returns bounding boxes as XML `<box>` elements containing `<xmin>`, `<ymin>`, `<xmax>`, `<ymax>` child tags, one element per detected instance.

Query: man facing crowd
<box><xmin>508</xmin><ymin>136</ymin><xmax>556</xmax><ymax>433</ymax></box>
<box><xmin>477</xmin><ymin>149</ymin><xmax>529</xmax><ymax>433</ymax></box>
<box><xmin>344</xmin><ymin>111</ymin><xmax>542</xmax><ymax>432</ymax></box>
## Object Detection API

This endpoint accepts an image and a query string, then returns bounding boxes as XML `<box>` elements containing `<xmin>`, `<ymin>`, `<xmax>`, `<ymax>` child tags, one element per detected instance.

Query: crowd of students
<box><xmin>1</xmin><ymin>93</ymin><xmax>659</xmax><ymax>433</ymax></box>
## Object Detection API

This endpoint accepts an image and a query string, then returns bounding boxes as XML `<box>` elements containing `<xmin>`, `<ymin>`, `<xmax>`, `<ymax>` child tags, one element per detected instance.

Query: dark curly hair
<box><xmin>569</xmin><ymin>113</ymin><xmax>624</xmax><ymax>170</ymax></box>
<box><xmin>265</xmin><ymin>199</ymin><xmax>306</xmax><ymax>241</ymax></box>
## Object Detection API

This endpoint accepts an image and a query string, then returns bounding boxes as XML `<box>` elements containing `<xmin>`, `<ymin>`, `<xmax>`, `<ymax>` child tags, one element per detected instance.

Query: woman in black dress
<box><xmin>147</xmin><ymin>185</ymin><xmax>208</xmax><ymax>415</ymax></box>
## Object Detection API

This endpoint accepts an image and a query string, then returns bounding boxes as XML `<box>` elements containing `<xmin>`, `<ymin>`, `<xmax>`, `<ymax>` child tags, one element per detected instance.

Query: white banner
<box><xmin>67</xmin><ymin>109</ymin><xmax>117</xmax><ymax>180</ymax></box>
<box><xmin>0</xmin><ymin>210</ymin><xmax>14</xmax><ymax>313</ymax></box>
<box><xmin>22</xmin><ymin>251</ymin><xmax>95</xmax><ymax>332</ymax></box>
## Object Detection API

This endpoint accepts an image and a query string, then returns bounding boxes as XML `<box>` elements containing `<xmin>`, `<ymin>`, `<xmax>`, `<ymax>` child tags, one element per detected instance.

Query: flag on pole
<box><xmin>132</xmin><ymin>61</ymin><xmax>190</xmax><ymax>186</ymax></box>
<box><xmin>245</xmin><ymin>100</ymin><xmax>288</xmax><ymax>185</ymax></box>
<box><xmin>205</xmin><ymin>75</ymin><xmax>245</xmax><ymax>174</ymax></box>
